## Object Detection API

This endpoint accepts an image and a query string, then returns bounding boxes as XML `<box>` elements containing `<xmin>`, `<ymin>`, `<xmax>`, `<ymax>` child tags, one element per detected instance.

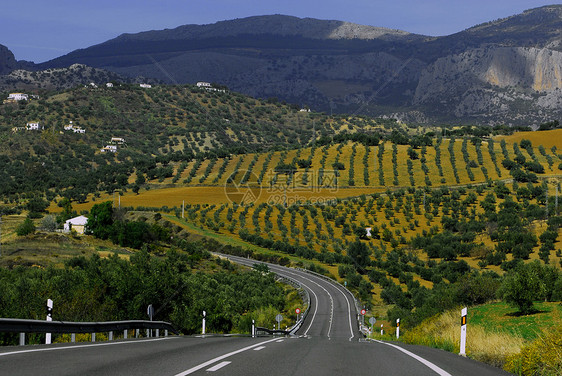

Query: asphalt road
<box><xmin>0</xmin><ymin>255</ymin><xmax>513</xmax><ymax>376</ymax></box>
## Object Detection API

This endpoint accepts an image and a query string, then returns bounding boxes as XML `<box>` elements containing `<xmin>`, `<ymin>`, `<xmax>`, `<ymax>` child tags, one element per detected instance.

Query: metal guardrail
<box><xmin>0</xmin><ymin>318</ymin><xmax>179</xmax><ymax>346</ymax></box>
<box><xmin>255</xmin><ymin>327</ymin><xmax>290</xmax><ymax>335</ymax></box>
<box><xmin>0</xmin><ymin>318</ymin><xmax>178</xmax><ymax>334</ymax></box>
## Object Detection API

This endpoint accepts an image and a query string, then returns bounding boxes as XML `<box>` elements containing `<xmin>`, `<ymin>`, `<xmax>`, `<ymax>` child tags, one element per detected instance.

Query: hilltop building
<box><xmin>196</xmin><ymin>82</ymin><xmax>226</xmax><ymax>92</ymax></box>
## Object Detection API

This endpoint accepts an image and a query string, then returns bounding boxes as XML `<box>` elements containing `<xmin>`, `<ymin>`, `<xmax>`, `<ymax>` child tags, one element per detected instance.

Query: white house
<box><xmin>63</xmin><ymin>215</ymin><xmax>88</xmax><ymax>234</ymax></box>
<box><xmin>196</xmin><ymin>82</ymin><xmax>225</xmax><ymax>92</ymax></box>
<box><xmin>139</xmin><ymin>83</ymin><xmax>152</xmax><ymax>88</ymax></box>
<box><xmin>64</xmin><ymin>121</ymin><xmax>86</xmax><ymax>133</ymax></box>
<box><xmin>7</xmin><ymin>93</ymin><xmax>28</xmax><ymax>101</ymax></box>
<box><xmin>106</xmin><ymin>83</ymin><xmax>114</xmax><ymax>88</ymax></box>
<box><xmin>101</xmin><ymin>145</ymin><xmax>117</xmax><ymax>153</ymax></box>
<box><xmin>64</xmin><ymin>121</ymin><xmax>75</xmax><ymax>131</ymax></box>
<box><xmin>111</xmin><ymin>137</ymin><xmax>125</xmax><ymax>144</ymax></box>
<box><xmin>26</xmin><ymin>122</ymin><xmax>43</xmax><ymax>131</ymax></box>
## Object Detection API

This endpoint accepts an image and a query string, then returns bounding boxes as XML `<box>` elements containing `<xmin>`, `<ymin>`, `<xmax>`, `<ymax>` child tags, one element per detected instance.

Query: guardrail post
<box><xmin>124</xmin><ymin>330</ymin><xmax>128</xmax><ymax>339</ymax></box>
<box><xmin>71</xmin><ymin>333</ymin><xmax>75</xmax><ymax>342</ymax></box>
<box><xmin>135</xmin><ymin>329</ymin><xmax>139</xmax><ymax>338</ymax></box>
<box><xmin>109</xmin><ymin>331</ymin><xmax>113</xmax><ymax>341</ymax></box>
<box><xmin>164</xmin><ymin>329</ymin><xmax>168</xmax><ymax>337</ymax></box>
<box><xmin>19</xmin><ymin>333</ymin><xmax>25</xmax><ymax>346</ymax></box>
<box><xmin>146</xmin><ymin>329</ymin><xmax>150</xmax><ymax>338</ymax></box>
<box><xmin>91</xmin><ymin>333</ymin><xmax>96</xmax><ymax>342</ymax></box>
<box><xmin>156</xmin><ymin>329</ymin><xmax>159</xmax><ymax>337</ymax></box>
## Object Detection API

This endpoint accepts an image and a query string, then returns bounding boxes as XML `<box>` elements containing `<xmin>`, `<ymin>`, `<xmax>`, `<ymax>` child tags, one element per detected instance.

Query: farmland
<box><xmin>48</xmin><ymin>130</ymin><xmax>562</xmax><ymax>314</ymax></box>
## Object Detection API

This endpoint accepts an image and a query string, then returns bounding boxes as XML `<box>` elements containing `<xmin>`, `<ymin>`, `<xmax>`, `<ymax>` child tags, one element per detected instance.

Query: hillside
<box><xmin>0</xmin><ymin>83</ymin><xmax>405</xmax><ymax>202</ymax></box>
<box><xmin>11</xmin><ymin>6</ymin><xmax>559</xmax><ymax>125</ymax></box>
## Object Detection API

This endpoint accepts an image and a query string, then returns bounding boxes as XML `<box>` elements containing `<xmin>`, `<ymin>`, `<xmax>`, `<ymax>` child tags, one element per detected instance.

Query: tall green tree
<box><xmin>499</xmin><ymin>262</ymin><xmax>546</xmax><ymax>314</ymax></box>
<box><xmin>85</xmin><ymin>201</ymin><xmax>114</xmax><ymax>240</ymax></box>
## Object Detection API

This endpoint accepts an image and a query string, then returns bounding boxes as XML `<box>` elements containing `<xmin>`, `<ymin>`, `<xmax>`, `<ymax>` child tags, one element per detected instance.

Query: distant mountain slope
<box><xmin>0</xmin><ymin>44</ymin><xmax>18</xmax><ymax>75</ymax></box>
<box><xmin>0</xmin><ymin>64</ymin><xmax>134</xmax><ymax>91</ymax></box>
<box><xmin>4</xmin><ymin>6</ymin><xmax>562</xmax><ymax>125</ymax></box>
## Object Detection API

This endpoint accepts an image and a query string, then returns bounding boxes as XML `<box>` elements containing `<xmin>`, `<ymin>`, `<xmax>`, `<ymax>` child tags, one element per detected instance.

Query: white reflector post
<box><xmin>396</xmin><ymin>318</ymin><xmax>400</xmax><ymax>339</ymax></box>
<box><xmin>46</xmin><ymin>299</ymin><xmax>53</xmax><ymax>345</ymax></box>
<box><xmin>460</xmin><ymin>307</ymin><xmax>467</xmax><ymax>356</ymax></box>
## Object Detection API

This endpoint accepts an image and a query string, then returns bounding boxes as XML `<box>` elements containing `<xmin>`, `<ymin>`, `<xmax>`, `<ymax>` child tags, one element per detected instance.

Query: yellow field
<box><xmin>497</xmin><ymin>129</ymin><xmax>562</xmax><ymax>149</ymax></box>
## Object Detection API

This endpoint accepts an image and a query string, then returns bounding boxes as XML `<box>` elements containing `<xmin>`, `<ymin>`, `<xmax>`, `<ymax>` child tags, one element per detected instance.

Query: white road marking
<box><xmin>174</xmin><ymin>338</ymin><xmax>279</xmax><ymax>376</ymax></box>
<box><xmin>206</xmin><ymin>361</ymin><xmax>231</xmax><ymax>372</ymax></box>
<box><xmin>253</xmin><ymin>346</ymin><xmax>266</xmax><ymax>351</ymax></box>
<box><xmin>329</xmin><ymin>280</ymin><xmax>355</xmax><ymax>340</ymax></box>
<box><xmin>275</xmin><ymin>339</ymin><xmax>284</xmax><ymax>343</ymax></box>
<box><xmin>373</xmin><ymin>341</ymin><xmax>453</xmax><ymax>376</ymax></box>
<box><xmin>0</xmin><ymin>337</ymin><xmax>173</xmax><ymax>357</ymax></box>
<box><xmin>303</xmin><ymin>284</ymin><xmax>320</xmax><ymax>336</ymax></box>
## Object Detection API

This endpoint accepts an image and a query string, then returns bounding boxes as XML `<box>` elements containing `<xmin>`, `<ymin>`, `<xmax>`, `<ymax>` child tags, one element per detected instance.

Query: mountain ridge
<box><xmin>2</xmin><ymin>6</ymin><xmax>562</xmax><ymax>125</ymax></box>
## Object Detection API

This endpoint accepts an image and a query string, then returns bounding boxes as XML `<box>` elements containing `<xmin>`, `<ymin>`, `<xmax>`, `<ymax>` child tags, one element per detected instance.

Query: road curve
<box><xmin>222</xmin><ymin>254</ymin><xmax>360</xmax><ymax>340</ymax></box>
<box><xmin>0</xmin><ymin>255</ymin><xmax>513</xmax><ymax>376</ymax></box>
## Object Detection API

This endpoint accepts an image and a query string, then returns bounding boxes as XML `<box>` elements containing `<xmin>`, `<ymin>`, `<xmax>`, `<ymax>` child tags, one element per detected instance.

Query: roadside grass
<box><xmin>400</xmin><ymin>302</ymin><xmax>562</xmax><ymax>371</ymax></box>
<box><xmin>469</xmin><ymin>301</ymin><xmax>562</xmax><ymax>341</ymax></box>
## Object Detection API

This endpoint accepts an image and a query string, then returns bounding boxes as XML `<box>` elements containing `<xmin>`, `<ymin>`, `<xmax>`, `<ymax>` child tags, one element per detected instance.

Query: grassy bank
<box><xmin>394</xmin><ymin>302</ymin><xmax>561</xmax><ymax>374</ymax></box>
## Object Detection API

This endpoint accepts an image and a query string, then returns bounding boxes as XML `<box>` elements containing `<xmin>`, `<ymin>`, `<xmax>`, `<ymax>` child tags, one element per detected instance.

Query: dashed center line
<box><xmin>206</xmin><ymin>361</ymin><xmax>231</xmax><ymax>372</ymax></box>
<box><xmin>253</xmin><ymin>346</ymin><xmax>266</xmax><ymax>351</ymax></box>
<box><xmin>275</xmin><ymin>339</ymin><xmax>284</xmax><ymax>343</ymax></box>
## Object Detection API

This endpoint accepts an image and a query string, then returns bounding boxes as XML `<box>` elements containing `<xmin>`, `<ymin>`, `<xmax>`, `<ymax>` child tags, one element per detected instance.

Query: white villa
<box><xmin>7</xmin><ymin>93</ymin><xmax>28</xmax><ymax>101</ymax></box>
<box><xmin>101</xmin><ymin>145</ymin><xmax>117</xmax><ymax>153</ymax></box>
<box><xmin>111</xmin><ymin>137</ymin><xmax>125</xmax><ymax>144</ymax></box>
<box><xmin>196</xmin><ymin>82</ymin><xmax>225</xmax><ymax>92</ymax></box>
<box><xmin>26</xmin><ymin>122</ymin><xmax>43</xmax><ymax>131</ymax></box>
<box><xmin>63</xmin><ymin>215</ymin><xmax>88</xmax><ymax>234</ymax></box>
<box><xmin>64</xmin><ymin>121</ymin><xmax>85</xmax><ymax>133</ymax></box>
<box><xmin>139</xmin><ymin>83</ymin><xmax>152</xmax><ymax>88</ymax></box>
<box><xmin>4</xmin><ymin>93</ymin><xmax>29</xmax><ymax>104</ymax></box>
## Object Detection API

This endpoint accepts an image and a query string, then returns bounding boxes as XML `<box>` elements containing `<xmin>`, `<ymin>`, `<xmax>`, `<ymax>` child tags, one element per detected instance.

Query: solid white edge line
<box><xmin>373</xmin><ymin>340</ymin><xmax>453</xmax><ymax>376</ymax></box>
<box><xmin>0</xmin><ymin>337</ymin><xmax>173</xmax><ymax>357</ymax></box>
<box><xmin>303</xmin><ymin>283</ymin><xmax>320</xmax><ymax>336</ymax></box>
<box><xmin>206</xmin><ymin>361</ymin><xmax>231</xmax><ymax>372</ymax></box>
<box><xmin>174</xmin><ymin>337</ymin><xmax>279</xmax><ymax>376</ymax></box>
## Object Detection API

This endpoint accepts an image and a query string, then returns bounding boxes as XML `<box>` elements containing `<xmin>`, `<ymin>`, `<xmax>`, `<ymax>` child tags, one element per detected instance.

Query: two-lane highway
<box><xmin>0</xmin><ymin>255</ymin><xmax>513</xmax><ymax>375</ymax></box>
<box><xmin>224</xmin><ymin>254</ymin><xmax>359</xmax><ymax>340</ymax></box>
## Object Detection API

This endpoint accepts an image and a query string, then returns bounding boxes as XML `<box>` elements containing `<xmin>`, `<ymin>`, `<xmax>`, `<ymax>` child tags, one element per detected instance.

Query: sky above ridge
<box><xmin>1</xmin><ymin>0</ymin><xmax>556</xmax><ymax>63</ymax></box>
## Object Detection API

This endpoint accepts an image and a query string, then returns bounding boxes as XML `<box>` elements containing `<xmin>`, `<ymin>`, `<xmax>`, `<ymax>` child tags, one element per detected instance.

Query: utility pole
<box><xmin>546</xmin><ymin>186</ymin><xmax>549</xmax><ymax>219</ymax></box>
<box><xmin>552</xmin><ymin>186</ymin><xmax>558</xmax><ymax>214</ymax></box>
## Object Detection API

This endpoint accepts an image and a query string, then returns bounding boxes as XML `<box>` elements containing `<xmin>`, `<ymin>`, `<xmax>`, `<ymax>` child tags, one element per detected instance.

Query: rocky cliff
<box><xmin>3</xmin><ymin>6</ymin><xmax>562</xmax><ymax>125</ymax></box>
